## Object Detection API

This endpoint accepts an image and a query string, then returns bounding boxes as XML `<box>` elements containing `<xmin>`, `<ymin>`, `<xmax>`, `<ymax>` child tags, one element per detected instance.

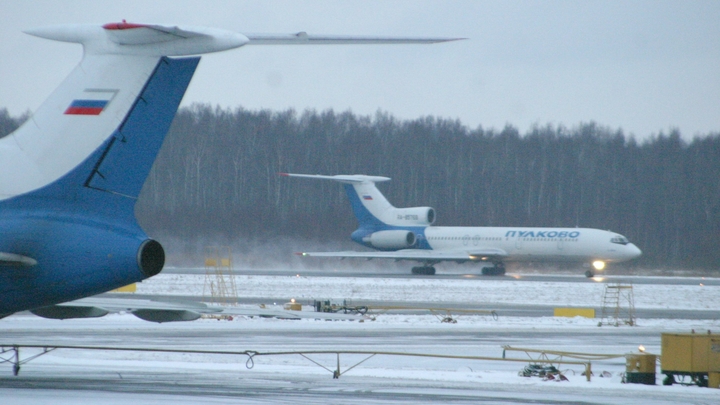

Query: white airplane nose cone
<box><xmin>628</xmin><ymin>243</ymin><xmax>642</xmax><ymax>259</ymax></box>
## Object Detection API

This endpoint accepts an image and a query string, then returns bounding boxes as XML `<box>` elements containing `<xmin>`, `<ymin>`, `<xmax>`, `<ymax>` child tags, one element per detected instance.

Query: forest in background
<box><xmin>1</xmin><ymin>106</ymin><xmax>719</xmax><ymax>270</ymax></box>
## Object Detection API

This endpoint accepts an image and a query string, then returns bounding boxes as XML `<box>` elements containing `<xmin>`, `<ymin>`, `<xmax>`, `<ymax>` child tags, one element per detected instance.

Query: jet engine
<box><xmin>364</xmin><ymin>230</ymin><xmax>417</xmax><ymax>250</ymax></box>
<box><xmin>137</xmin><ymin>239</ymin><xmax>165</xmax><ymax>278</ymax></box>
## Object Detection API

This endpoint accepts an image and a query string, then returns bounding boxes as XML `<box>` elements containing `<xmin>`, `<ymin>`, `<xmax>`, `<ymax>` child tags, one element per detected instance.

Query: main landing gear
<box><xmin>410</xmin><ymin>263</ymin><xmax>506</xmax><ymax>276</ymax></box>
<box><xmin>585</xmin><ymin>261</ymin><xmax>605</xmax><ymax>278</ymax></box>
<box><xmin>481</xmin><ymin>263</ymin><xmax>506</xmax><ymax>276</ymax></box>
<box><xmin>411</xmin><ymin>266</ymin><xmax>436</xmax><ymax>275</ymax></box>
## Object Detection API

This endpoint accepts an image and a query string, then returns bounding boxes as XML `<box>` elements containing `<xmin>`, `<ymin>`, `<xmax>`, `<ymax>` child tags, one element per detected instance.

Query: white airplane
<box><xmin>0</xmin><ymin>21</ymin><xmax>459</xmax><ymax>321</ymax></box>
<box><xmin>283</xmin><ymin>173</ymin><xmax>642</xmax><ymax>277</ymax></box>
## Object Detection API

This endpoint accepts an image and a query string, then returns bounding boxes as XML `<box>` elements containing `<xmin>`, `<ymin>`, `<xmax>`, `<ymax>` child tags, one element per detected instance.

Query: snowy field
<box><xmin>2</xmin><ymin>272</ymin><xmax>720</xmax><ymax>404</ymax></box>
<box><xmin>141</xmin><ymin>272</ymin><xmax>720</xmax><ymax>310</ymax></box>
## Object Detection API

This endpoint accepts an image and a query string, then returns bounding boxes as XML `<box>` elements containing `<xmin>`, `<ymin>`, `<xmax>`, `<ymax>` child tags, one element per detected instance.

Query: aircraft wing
<box><xmin>244</xmin><ymin>32</ymin><xmax>464</xmax><ymax>45</ymax></box>
<box><xmin>29</xmin><ymin>296</ymin><xmax>359</xmax><ymax>323</ymax></box>
<box><xmin>297</xmin><ymin>247</ymin><xmax>508</xmax><ymax>263</ymax></box>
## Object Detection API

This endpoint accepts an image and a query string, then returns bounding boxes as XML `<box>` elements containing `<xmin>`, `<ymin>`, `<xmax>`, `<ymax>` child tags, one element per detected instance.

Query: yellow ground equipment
<box><xmin>203</xmin><ymin>246</ymin><xmax>237</xmax><ymax>306</ymax></box>
<box><xmin>111</xmin><ymin>283</ymin><xmax>137</xmax><ymax>293</ymax></box>
<box><xmin>553</xmin><ymin>308</ymin><xmax>595</xmax><ymax>318</ymax></box>
<box><xmin>661</xmin><ymin>331</ymin><xmax>720</xmax><ymax>387</ymax></box>
<box><xmin>625</xmin><ymin>353</ymin><xmax>656</xmax><ymax>385</ymax></box>
<box><xmin>598</xmin><ymin>283</ymin><xmax>636</xmax><ymax>326</ymax></box>
<box><xmin>283</xmin><ymin>299</ymin><xmax>302</xmax><ymax>311</ymax></box>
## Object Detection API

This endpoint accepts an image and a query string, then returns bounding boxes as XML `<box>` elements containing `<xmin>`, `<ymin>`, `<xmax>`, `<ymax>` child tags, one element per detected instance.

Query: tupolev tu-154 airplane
<box><xmin>283</xmin><ymin>173</ymin><xmax>642</xmax><ymax>277</ymax></box>
<box><xmin>0</xmin><ymin>21</ymin><xmax>460</xmax><ymax>322</ymax></box>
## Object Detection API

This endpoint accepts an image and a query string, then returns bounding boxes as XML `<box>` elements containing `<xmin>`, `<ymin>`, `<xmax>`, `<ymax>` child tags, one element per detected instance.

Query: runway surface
<box><xmin>2</xmin><ymin>269</ymin><xmax>719</xmax><ymax>404</ymax></box>
<box><xmin>152</xmin><ymin>268</ymin><xmax>720</xmax><ymax>320</ymax></box>
<box><xmin>165</xmin><ymin>266</ymin><xmax>720</xmax><ymax>286</ymax></box>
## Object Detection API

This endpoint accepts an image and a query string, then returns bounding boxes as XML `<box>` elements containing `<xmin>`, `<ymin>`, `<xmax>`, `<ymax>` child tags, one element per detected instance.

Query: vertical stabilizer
<box><xmin>0</xmin><ymin>55</ymin><xmax>161</xmax><ymax>200</ymax></box>
<box><xmin>7</xmin><ymin>57</ymin><xmax>201</xmax><ymax>221</ymax></box>
<box><xmin>281</xmin><ymin>173</ymin><xmax>395</xmax><ymax>229</ymax></box>
<box><xmin>281</xmin><ymin>173</ymin><xmax>435</xmax><ymax>230</ymax></box>
<box><xmin>0</xmin><ymin>21</ymin><xmax>458</xmax><ymax>316</ymax></box>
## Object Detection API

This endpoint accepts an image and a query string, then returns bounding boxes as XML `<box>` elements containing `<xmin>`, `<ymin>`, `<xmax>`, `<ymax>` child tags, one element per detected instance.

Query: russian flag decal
<box><xmin>64</xmin><ymin>89</ymin><xmax>117</xmax><ymax>115</ymax></box>
<box><xmin>363</xmin><ymin>195</ymin><xmax>373</xmax><ymax>200</ymax></box>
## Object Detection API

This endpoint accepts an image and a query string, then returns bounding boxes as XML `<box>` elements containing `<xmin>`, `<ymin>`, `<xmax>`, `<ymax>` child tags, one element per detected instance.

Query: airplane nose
<box><xmin>628</xmin><ymin>243</ymin><xmax>642</xmax><ymax>259</ymax></box>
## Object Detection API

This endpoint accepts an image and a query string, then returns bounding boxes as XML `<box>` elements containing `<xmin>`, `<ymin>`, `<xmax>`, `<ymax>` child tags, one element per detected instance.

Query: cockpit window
<box><xmin>610</xmin><ymin>236</ymin><xmax>629</xmax><ymax>245</ymax></box>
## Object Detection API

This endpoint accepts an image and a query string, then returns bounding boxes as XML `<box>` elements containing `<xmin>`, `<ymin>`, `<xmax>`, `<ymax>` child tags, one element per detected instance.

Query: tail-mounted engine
<box><xmin>363</xmin><ymin>230</ymin><xmax>417</xmax><ymax>250</ymax></box>
<box><xmin>137</xmin><ymin>239</ymin><xmax>165</xmax><ymax>278</ymax></box>
<box><xmin>391</xmin><ymin>207</ymin><xmax>435</xmax><ymax>226</ymax></box>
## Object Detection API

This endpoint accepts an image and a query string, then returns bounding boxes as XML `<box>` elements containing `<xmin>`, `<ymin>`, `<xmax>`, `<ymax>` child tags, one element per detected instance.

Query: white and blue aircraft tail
<box><xmin>283</xmin><ymin>173</ymin><xmax>642</xmax><ymax>277</ymax></box>
<box><xmin>0</xmin><ymin>22</ymin><xmax>460</xmax><ymax>320</ymax></box>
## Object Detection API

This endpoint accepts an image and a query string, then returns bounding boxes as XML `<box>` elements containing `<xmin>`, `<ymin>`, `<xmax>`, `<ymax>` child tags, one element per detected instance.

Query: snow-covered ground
<box><xmin>2</xmin><ymin>273</ymin><xmax>719</xmax><ymax>404</ymax></box>
<box><xmin>140</xmin><ymin>272</ymin><xmax>720</xmax><ymax>310</ymax></box>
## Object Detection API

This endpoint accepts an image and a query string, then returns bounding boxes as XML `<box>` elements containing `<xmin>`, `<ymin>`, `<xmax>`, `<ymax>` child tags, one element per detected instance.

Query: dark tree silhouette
<box><xmin>2</xmin><ymin>105</ymin><xmax>718</xmax><ymax>270</ymax></box>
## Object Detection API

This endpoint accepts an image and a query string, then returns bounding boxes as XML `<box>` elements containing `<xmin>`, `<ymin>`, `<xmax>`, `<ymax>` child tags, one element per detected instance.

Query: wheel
<box><xmin>482</xmin><ymin>265</ymin><xmax>506</xmax><ymax>276</ymax></box>
<box><xmin>663</xmin><ymin>374</ymin><xmax>674</xmax><ymax>385</ymax></box>
<box><xmin>585</xmin><ymin>270</ymin><xmax>594</xmax><ymax>278</ymax></box>
<box><xmin>411</xmin><ymin>266</ymin><xmax>435</xmax><ymax>275</ymax></box>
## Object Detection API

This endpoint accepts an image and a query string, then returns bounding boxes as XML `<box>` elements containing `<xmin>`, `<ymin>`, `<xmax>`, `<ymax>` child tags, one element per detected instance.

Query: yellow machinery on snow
<box><xmin>661</xmin><ymin>331</ymin><xmax>720</xmax><ymax>388</ymax></box>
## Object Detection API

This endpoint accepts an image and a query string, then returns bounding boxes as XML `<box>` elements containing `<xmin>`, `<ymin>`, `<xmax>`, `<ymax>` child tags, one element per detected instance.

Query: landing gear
<box><xmin>482</xmin><ymin>263</ymin><xmax>506</xmax><ymax>276</ymax></box>
<box><xmin>411</xmin><ymin>266</ymin><xmax>436</xmax><ymax>275</ymax></box>
<box><xmin>585</xmin><ymin>270</ymin><xmax>594</xmax><ymax>278</ymax></box>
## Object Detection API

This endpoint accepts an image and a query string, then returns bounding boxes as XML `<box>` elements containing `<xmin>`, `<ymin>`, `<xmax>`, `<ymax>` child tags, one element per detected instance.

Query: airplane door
<box><xmin>515</xmin><ymin>235</ymin><xmax>523</xmax><ymax>250</ymax></box>
<box><xmin>557</xmin><ymin>238</ymin><xmax>564</xmax><ymax>251</ymax></box>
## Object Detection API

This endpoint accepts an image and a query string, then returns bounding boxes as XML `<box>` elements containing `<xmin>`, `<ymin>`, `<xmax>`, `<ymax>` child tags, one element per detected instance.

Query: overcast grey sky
<box><xmin>1</xmin><ymin>0</ymin><xmax>718</xmax><ymax>139</ymax></box>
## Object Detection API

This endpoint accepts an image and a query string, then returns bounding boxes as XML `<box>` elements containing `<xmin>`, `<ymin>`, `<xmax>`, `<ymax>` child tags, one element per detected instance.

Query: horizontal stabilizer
<box><xmin>24</xmin><ymin>22</ymin><xmax>462</xmax><ymax>57</ymax></box>
<box><xmin>24</xmin><ymin>22</ymin><xmax>249</xmax><ymax>56</ymax></box>
<box><xmin>0</xmin><ymin>253</ymin><xmax>37</xmax><ymax>267</ymax></box>
<box><xmin>279</xmin><ymin>173</ymin><xmax>390</xmax><ymax>184</ymax></box>
<box><xmin>246</xmin><ymin>32</ymin><xmax>465</xmax><ymax>45</ymax></box>
<box><xmin>102</xmin><ymin>22</ymin><xmax>211</xmax><ymax>45</ymax></box>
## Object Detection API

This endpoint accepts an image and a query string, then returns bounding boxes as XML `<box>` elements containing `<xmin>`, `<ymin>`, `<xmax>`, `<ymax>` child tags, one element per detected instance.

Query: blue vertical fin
<box><xmin>4</xmin><ymin>56</ymin><xmax>200</xmax><ymax>223</ymax></box>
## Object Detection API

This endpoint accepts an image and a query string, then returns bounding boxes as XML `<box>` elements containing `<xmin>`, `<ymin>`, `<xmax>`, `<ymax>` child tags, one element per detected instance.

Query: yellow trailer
<box><xmin>661</xmin><ymin>331</ymin><xmax>720</xmax><ymax>387</ymax></box>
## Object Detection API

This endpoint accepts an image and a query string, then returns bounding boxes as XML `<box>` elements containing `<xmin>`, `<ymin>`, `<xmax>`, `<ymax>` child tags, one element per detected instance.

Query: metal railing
<box><xmin>2</xmin><ymin>343</ymin><xmax>594</xmax><ymax>381</ymax></box>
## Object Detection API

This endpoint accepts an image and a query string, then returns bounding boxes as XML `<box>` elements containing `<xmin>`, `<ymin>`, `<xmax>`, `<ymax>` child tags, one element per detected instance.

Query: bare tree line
<box><xmin>2</xmin><ymin>105</ymin><xmax>719</xmax><ymax>269</ymax></box>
